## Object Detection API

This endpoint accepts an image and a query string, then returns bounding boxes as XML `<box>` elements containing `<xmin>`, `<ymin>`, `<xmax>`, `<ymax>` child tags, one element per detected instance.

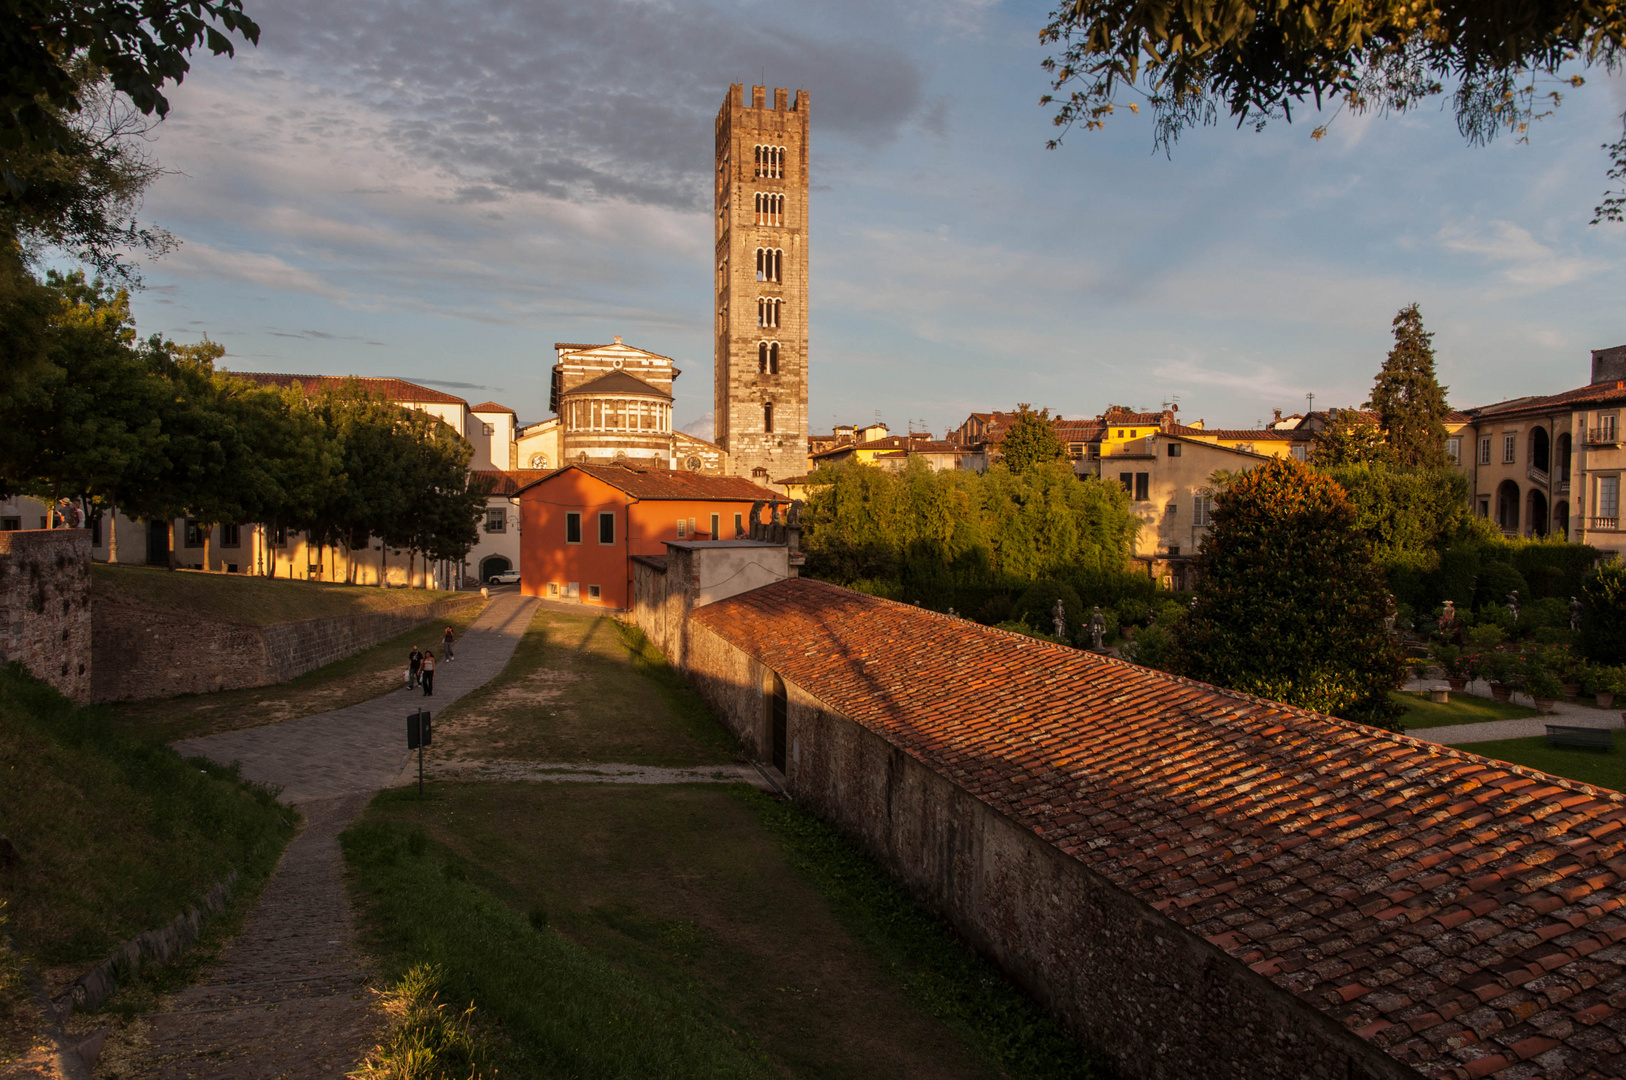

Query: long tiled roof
<box><xmin>516</xmin><ymin>464</ymin><xmax>779</xmax><ymax>502</ymax></box>
<box><xmin>470</xmin><ymin>401</ymin><xmax>516</xmax><ymax>415</ymax></box>
<box><xmin>226</xmin><ymin>373</ymin><xmax>469</xmax><ymax>406</ymax></box>
<box><xmin>1471</xmin><ymin>383</ymin><xmax>1626</xmax><ymax>419</ymax></box>
<box><xmin>560</xmin><ymin>369</ymin><xmax>672</xmax><ymax>400</ymax></box>
<box><xmin>1191</xmin><ymin>428</ymin><xmax>1312</xmax><ymax>442</ymax></box>
<box><xmin>694</xmin><ymin>578</ymin><xmax>1626</xmax><ymax>1080</ymax></box>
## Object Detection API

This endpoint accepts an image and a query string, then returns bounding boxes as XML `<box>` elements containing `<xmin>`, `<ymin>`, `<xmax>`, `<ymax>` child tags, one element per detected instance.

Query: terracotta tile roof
<box><xmin>226</xmin><ymin>372</ymin><xmax>469</xmax><ymax>406</ymax></box>
<box><xmin>1470</xmin><ymin>383</ymin><xmax>1626</xmax><ymax>419</ymax></box>
<box><xmin>516</xmin><ymin>464</ymin><xmax>780</xmax><ymax>502</ymax></box>
<box><xmin>694</xmin><ymin>579</ymin><xmax>1626</xmax><ymax>1080</ymax></box>
<box><xmin>554</xmin><ymin>342</ymin><xmax>609</xmax><ymax>352</ymax></box>
<box><xmin>559</xmin><ymin>370</ymin><xmax>672</xmax><ymax>400</ymax></box>
<box><xmin>470</xmin><ymin>401</ymin><xmax>516</xmax><ymax>415</ymax></box>
<box><xmin>1192</xmin><ymin>428</ymin><xmax>1313</xmax><ymax>441</ymax></box>
<box><xmin>472</xmin><ymin>469</ymin><xmax>555</xmax><ymax>495</ymax></box>
<box><xmin>1100</xmin><ymin>410</ymin><xmax>1169</xmax><ymax>425</ymax></box>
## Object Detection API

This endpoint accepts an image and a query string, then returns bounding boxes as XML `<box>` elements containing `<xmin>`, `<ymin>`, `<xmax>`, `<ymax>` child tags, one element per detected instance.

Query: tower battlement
<box><xmin>713</xmin><ymin>83</ymin><xmax>809</xmax><ymax>484</ymax></box>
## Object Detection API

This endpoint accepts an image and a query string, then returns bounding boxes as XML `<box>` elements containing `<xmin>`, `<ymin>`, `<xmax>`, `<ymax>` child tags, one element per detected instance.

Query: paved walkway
<box><xmin>1406</xmin><ymin>678</ymin><xmax>1626</xmax><ymax>746</ymax></box>
<box><xmin>419</xmin><ymin>759</ymin><xmax>773</xmax><ymax>788</ymax></box>
<box><xmin>135</xmin><ymin>593</ymin><xmax>537</xmax><ymax>1080</ymax></box>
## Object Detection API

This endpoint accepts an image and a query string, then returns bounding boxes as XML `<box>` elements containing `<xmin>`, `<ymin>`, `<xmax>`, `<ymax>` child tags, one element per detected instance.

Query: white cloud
<box><xmin>161</xmin><ymin>241</ymin><xmax>339</xmax><ymax>297</ymax></box>
<box><xmin>1436</xmin><ymin>219</ymin><xmax>1609</xmax><ymax>289</ymax></box>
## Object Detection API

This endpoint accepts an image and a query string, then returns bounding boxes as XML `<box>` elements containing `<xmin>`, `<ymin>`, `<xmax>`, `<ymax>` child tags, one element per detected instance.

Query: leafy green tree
<box><xmin>1579</xmin><ymin>561</ymin><xmax>1626</xmax><ymax>664</ymax></box>
<box><xmin>1038</xmin><ymin>1</ymin><xmax>1625</xmax><ymax>217</ymax></box>
<box><xmin>1175</xmin><ymin>455</ymin><xmax>1404</xmax><ymax>728</ymax></box>
<box><xmin>1324</xmin><ymin>464</ymin><xmax>1478</xmax><ymax>568</ymax></box>
<box><xmin>1369</xmin><ymin>304</ymin><xmax>1450</xmax><ymax>468</ymax></box>
<box><xmin>999</xmin><ymin>405</ymin><xmax>1066</xmax><ymax>474</ymax></box>
<box><xmin>1308</xmin><ymin>410</ymin><xmax>1392</xmax><ymax>467</ymax></box>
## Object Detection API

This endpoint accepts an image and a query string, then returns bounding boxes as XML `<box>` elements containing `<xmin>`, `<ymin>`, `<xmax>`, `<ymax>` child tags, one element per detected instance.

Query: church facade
<box><xmin>713</xmin><ymin>84</ymin><xmax>810</xmax><ymax>484</ymax></box>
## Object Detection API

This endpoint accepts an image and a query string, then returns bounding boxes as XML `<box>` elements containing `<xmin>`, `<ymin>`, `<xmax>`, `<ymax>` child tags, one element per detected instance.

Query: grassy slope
<box><xmin>1394</xmin><ymin>692</ymin><xmax>1539</xmax><ymax>730</ymax></box>
<box><xmin>1467</xmin><ymin>730</ymin><xmax>1626</xmax><ymax>794</ymax></box>
<box><xmin>114</xmin><ymin>600</ymin><xmax>488</xmax><ymax>742</ymax></box>
<box><xmin>348</xmin><ymin>605</ymin><xmax>1098</xmax><ymax>1079</ymax></box>
<box><xmin>0</xmin><ymin>665</ymin><xmax>294</xmax><ymax>1062</ymax></box>
<box><xmin>93</xmin><ymin>563</ymin><xmax>460</xmax><ymax>625</ymax></box>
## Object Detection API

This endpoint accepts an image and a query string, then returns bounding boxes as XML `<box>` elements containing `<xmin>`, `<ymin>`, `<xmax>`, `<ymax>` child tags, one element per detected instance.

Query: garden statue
<box><xmin>1507</xmin><ymin>590</ymin><xmax>1520</xmax><ymax>622</ymax></box>
<box><xmin>946</xmin><ymin>606</ymin><xmax>958</xmax><ymax>619</ymax></box>
<box><xmin>1089</xmin><ymin>606</ymin><xmax>1107</xmax><ymax>651</ymax></box>
<box><xmin>1051</xmin><ymin>598</ymin><xmax>1067</xmax><ymax>640</ymax></box>
<box><xmin>1439</xmin><ymin>600</ymin><xmax>1456</xmax><ymax>632</ymax></box>
<box><xmin>1571</xmin><ymin>596</ymin><xmax>1583</xmax><ymax>632</ymax></box>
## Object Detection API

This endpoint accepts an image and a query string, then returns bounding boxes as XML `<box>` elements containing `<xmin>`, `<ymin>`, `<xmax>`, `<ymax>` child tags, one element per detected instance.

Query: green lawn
<box><xmin>0</xmin><ymin>667</ymin><xmax>293</xmax><ymax>1063</ymax></box>
<box><xmin>113</xmin><ymin>601</ymin><xmax>487</xmax><ymax>742</ymax></box>
<box><xmin>93</xmin><ymin>562</ymin><xmax>461</xmax><ymax>625</ymax></box>
<box><xmin>1466</xmin><ymin>730</ymin><xmax>1626</xmax><ymax>794</ymax></box>
<box><xmin>1395</xmin><ymin>691</ymin><xmax>1539</xmax><ymax>730</ymax></box>
<box><xmin>347</xmin><ymin>606</ymin><xmax>1099</xmax><ymax>1079</ymax></box>
<box><xmin>425</xmin><ymin>609</ymin><xmax>739</xmax><ymax>768</ymax></box>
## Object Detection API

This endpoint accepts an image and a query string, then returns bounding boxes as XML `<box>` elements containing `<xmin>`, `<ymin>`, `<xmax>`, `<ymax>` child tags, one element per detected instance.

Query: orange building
<box><xmin>516</xmin><ymin>464</ymin><xmax>783</xmax><ymax>609</ymax></box>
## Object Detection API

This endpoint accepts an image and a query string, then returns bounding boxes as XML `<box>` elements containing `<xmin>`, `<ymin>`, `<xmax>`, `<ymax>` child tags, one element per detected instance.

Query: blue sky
<box><xmin>121</xmin><ymin>0</ymin><xmax>1626</xmax><ymax>437</ymax></box>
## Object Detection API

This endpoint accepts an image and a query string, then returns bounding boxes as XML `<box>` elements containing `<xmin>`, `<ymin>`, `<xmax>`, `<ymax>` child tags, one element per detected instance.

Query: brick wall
<box><xmin>0</xmin><ymin>530</ymin><xmax>92</xmax><ymax>702</ymax></box>
<box><xmin>91</xmin><ymin>594</ymin><xmax>479</xmax><ymax>703</ymax></box>
<box><xmin>658</xmin><ymin>609</ymin><xmax>1419</xmax><ymax>1080</ymax></box>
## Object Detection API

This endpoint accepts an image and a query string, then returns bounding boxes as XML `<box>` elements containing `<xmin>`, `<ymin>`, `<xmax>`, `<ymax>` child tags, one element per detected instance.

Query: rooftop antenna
<box><xmin>1306</xmin><ymin>392</ymin><xmax>1315</xmax><ymax>416</ymax></box>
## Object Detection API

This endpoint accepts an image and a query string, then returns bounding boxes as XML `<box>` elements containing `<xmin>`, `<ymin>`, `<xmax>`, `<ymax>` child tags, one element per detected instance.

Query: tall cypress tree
<box><xmin>1369</xmin><ymin>304</ymin><xmax>1451</xmax><ymax>468</ymax></box>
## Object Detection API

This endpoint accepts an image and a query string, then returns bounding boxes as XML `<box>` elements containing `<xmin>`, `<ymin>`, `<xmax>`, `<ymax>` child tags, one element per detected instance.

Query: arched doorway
<box><xmin>1495</xmin><ymin>480</ymin><xmax>1520</xmax><ymax>534</ymax></box>
<box><xmin>1530</xmin><ymin>427</ymin><xmax>1551</xmax><ymax>474</ymax></box>
<box><xmin>1554</xmin><ymin>500</ymin><xmax>1570</xmax><ymax>539</ymax></box>
<box><xmin>479</xmin><ymin>555</ymin><xmax>511</xmax><ymax>582</ymax></box>
<box><xmin>1557</xmin><ymin>432</ymin><xmax>1572</xmax><ymax>483</ymax></box>
<box><xmin>1527</xmin><ymin>489</ymin><xmax>1549</xmax><ymax>537</ymax></box>
<box><xmin>766</xmin><ymin>671</ymin><xmax>787</xmax><ymax>773</ymax></box>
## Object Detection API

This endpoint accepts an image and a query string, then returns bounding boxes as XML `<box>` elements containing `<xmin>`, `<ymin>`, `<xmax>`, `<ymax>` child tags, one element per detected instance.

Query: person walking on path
<box><xmin>408</xmin><ymin>646</ymin><xmax>422</xmax><ymax>689</ymax></box>
<box><xmin>442</xmin><ymin>625</ymin><xmax>455</xmax><ymax>661</ymax></box>
<box><xmin>420</xmin><ymin>650</ymin><xmax>435</xmax><ymax>697</ymax></box>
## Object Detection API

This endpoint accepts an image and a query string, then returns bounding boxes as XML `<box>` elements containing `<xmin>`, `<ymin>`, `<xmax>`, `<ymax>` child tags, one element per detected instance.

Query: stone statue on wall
<box><xmin>1089</xmin><ymin>606</ymin><xmax>1106</xmax><ymax>651</ymax></box>
<box><xmin>1438</xmin><ymin>599</ymin><xmax>1456</xmax><ymax>633</ymax></box>
<box><xmin>1507</xmin><ymin>590</ymin><xmax>1520</xmax><ymax>623</ymax></box>
<box><xmin>1571</xmin><ymin>595</ymin><xmax>1583</xmax><ymax>632</ymax></box>
<box><xmin>1051</xmin><ymin>598</ymin><xmax>1067</xmax><ymax>641</ymax></box>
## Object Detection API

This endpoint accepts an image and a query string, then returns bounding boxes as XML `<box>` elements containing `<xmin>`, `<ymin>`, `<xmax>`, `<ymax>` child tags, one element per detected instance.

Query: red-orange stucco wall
<box><xmin>519</xmin><ymin>472</ymin><xmax>759</xmax><ymax>609</ymax></box>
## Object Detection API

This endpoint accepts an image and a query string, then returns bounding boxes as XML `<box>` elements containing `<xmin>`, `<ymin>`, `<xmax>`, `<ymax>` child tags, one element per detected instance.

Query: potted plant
<box><xmin>1485</xmin><ymin>649</ymin><xmax>1515</xmax><ymax>702</ymax></box>
<box><xmin>1434</xmin><ymin>644</ymin><xmax>1467</xmax><ymax>692</ymax></box>
<box><xmin>1599</xmin><ymin>666</ymin><xmax>1623</xmax><ymax>711</ymax></box>
<box><xmin>1526</xmin><ymin>666</ymin><xmax>1564</xmax><ymax>715</ymax></box>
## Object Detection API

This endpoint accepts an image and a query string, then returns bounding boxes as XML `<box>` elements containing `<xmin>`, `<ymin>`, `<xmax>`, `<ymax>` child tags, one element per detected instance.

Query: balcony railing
<box><xmin>1528</xmin><ymin>466</ymin><xmax>1550</xmax><ymax>486</ymax></box>
<box><xmin>1586</xmin><ymin>428</ymin><xmax>1621</xmax><ymax>446</ymax></box>
<box><xmin>1593</xmin><ymin>517</ymin><xmax>1620</xmax><ymax>532</ymax></box>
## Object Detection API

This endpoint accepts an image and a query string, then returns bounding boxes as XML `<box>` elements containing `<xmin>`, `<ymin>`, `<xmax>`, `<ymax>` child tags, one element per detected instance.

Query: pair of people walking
<box><xmin>406</xmin><ymin>627</ymin><xmax>457</xmax><ymax>696</ymax></box>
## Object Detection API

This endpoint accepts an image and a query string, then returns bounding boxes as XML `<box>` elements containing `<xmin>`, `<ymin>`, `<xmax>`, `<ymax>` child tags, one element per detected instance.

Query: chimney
<box><xmin>1592</xmin><ymin>345</ymin><xmax>1626</xmax><ymax>385</ymax></box>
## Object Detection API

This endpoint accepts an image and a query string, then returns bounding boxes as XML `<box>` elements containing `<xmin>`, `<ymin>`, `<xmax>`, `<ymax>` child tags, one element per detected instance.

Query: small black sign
<box><xmin>407</xmin><ymin>710</ymin><xmax>432</xmax><ymax>749</ymax></box>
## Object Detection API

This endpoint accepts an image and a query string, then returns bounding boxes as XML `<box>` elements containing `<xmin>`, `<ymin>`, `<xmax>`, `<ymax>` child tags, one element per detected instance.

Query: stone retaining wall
<box><xmin>0</xmin><ymin>530</ymin><xmax>92</xmax><ymax>702</ymax></box>
<box><xmin>90</xmin><ymin>594</ymin><xmax>480</xmax><ymax>702</ymax></box>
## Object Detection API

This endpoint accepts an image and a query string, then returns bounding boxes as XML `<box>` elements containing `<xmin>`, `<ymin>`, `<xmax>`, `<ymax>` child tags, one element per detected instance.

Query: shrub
<box><xmin>1475</xmin><ymin>560</ymin><xmax>1530</xmax><ymax>611</ymax></box>
<box><xmin>1175</xmin><ymin>457</ymin><xmax>1404</xmax><ymax>728</ymax></box>
<box><xmin>1525</xmin><ymin>666</ymin><xmax>1565</xmax><ymax>701</ymax></box>
<box><xmin>1012</xmin><ymin>579</ymin><xmax>1085</xmax><ymax>639</ymax></box>
<box><xmin>1580</xmin><ymin>561</ymin><xmax>1626</xmax><ymax>664</ymax></box>
<box><xmin>1122</xmin><ymin>622</ymin><xmax>1175</xmax><ymax>671</ymax></box>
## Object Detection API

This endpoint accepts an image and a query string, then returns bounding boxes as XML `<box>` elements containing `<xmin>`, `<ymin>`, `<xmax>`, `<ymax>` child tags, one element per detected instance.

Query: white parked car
<box><xmin>487</xmin><ymin>569</ymin><xmax>521</xmax><ymax>585</ymax></box>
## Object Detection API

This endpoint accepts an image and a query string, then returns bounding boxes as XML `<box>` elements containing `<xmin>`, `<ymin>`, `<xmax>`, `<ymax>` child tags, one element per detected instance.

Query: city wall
<box><xmin>630</xmin><ymin>553</ymin><xmax>1416</xmax><ymax>1080</ymax></box>
<box><xmin>91</xmin><ymin>594</ymin><xmax>479</xmax><ymax>703</ymax></box>
<box><xmin>0</xmin><ymin>530</ymin><xmax>93</xmax><ymax>702</ymax></box>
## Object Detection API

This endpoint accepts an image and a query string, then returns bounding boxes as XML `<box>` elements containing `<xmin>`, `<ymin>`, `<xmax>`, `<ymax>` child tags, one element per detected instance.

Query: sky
<box><xmin>117</xmin><ymin>0</ymin><xmax>1626</xmax><ymax>438</ymax></box>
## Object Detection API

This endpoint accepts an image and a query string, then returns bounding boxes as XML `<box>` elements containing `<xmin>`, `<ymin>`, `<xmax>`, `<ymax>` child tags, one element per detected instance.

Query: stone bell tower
<box><xmin>713</xmin><ymin>83</ymin><xmax>809</xmax><ymax>483</ymax></box>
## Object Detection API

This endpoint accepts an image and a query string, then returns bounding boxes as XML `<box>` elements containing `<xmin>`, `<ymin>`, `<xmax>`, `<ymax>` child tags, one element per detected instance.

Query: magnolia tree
<box><xmin>1175</xmin><ymin>455</ymin><xmax>1405</xmax><ymax>728</ymax></box>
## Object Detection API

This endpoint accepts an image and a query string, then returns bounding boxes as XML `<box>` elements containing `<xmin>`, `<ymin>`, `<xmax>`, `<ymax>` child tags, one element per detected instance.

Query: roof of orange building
<box><xmin>692</xmin><ymin>578</ymin><xmax>1626</xmax><ymax>1080</ymax></box>
<box><xmin>472</xmin><ymin>469</ymin><xmax>555</xmax><ymax>495</ymax></box>
<box><xmin>515</xmin><ymin>463</ymin><xmax>780</xmax><ymax>502</ymax></box>
<box><xmin>227</xmin><ymin>372</ymin><xmax>469</xmax><ymax>406</ymax></box>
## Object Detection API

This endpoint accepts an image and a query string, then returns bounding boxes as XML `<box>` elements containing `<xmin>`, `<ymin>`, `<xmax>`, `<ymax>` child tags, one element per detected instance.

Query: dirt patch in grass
<box><xmin>1395</xmin><ymin>691</ymin><xmax>1539</xmax><ymax>730</ymax></box>
<box><xmin>113</xmin><ymin>603</ymin><xmax>487</xmax><ymax>742</ymax></box>
<box><xmin>360</xmin><ymin>782</ymin><xmax>1037</xmax><ymax>1079</ymax></box>
<box><xmin>427</xmin><ymin>609</ymin><xmax>738</xmax><ymax>769</ymax></box>
<box><xmin>93</xmin><ymin>563</ymin><xmax>461</xmax><ymax>626</ymax></box>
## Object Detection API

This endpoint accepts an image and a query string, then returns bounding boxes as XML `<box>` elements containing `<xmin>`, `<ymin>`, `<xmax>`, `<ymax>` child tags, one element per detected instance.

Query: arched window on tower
<box><xmin>764</xmin><ymin>402</ymin><xmax>775</xmax><ymax>433</ymax></box>
<box><xmin>758</xmin><ymin>342</ymin><xmax>769</xmax><ymax>373</ymax></box>
<box><xmin>756</xmin><ymin>248</ymin><xmax>765</xmax><ymax>281</ymax></box>
<box><xmin>769</xmin><ymin>342</ymin><xmax>779</xmax><ymax>374</ymax></box>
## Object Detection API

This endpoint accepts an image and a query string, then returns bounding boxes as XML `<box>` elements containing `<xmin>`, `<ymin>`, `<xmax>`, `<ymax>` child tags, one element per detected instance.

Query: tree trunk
<box><xmin>380</xmin><ymin>544</ymin><xmax>387</xmax><ymax>587</ymax></box>
<box><xmin>203</xmin><ymin>526</ymin><xmax>211</xmax><ymax>572</ymax></box>
<box><xmin>107</xmin><ymin>500</ymin><xmax>119</xmax><ymax>563</ymax></box>
<box><xmin>170</xmin><ymin>520</ymin><xmax>180</xmax><ymax>570</ymax></box>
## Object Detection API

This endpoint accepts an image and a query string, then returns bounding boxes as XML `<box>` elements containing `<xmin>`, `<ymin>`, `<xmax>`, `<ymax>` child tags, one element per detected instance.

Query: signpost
<box><xmin>407</xmin><ymin>709</ymin><xmax>432</xmax><ymax>795</ymax></box>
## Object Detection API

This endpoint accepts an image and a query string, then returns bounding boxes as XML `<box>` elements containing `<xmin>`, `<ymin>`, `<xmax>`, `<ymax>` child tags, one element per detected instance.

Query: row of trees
<box><xmin>0</xmin><ymin>272</ymin><xmax>489</xmax><ymax>582</ymax></box>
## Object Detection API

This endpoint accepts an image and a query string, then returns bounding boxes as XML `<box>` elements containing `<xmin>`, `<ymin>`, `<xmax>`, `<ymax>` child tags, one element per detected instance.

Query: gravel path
<box><xmin>419</xmin><ymin>758</ymin><xmax>774</xmax><ymax>788</ymax></box>
<box><xmin>132</xmin><ymin>593</ymin><xmax>537</xmax><ymax>1080</ymax></box>
<box><xmin>1405</xmin><ymin>678</ymin><xmax>1626</xmax><ymax>746</ymax></box>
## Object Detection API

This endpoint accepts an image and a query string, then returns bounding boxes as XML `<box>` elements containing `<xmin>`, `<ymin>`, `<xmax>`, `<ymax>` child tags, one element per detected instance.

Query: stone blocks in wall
<box><xmin>90</xmin><ymin>593</ymin><xmax>479</xmax><ymax>703</ymax></box>
<box><xmin>0</xmin><ymin>529</ymin><xmax>92</xmax><ymax>702</ymax></box>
